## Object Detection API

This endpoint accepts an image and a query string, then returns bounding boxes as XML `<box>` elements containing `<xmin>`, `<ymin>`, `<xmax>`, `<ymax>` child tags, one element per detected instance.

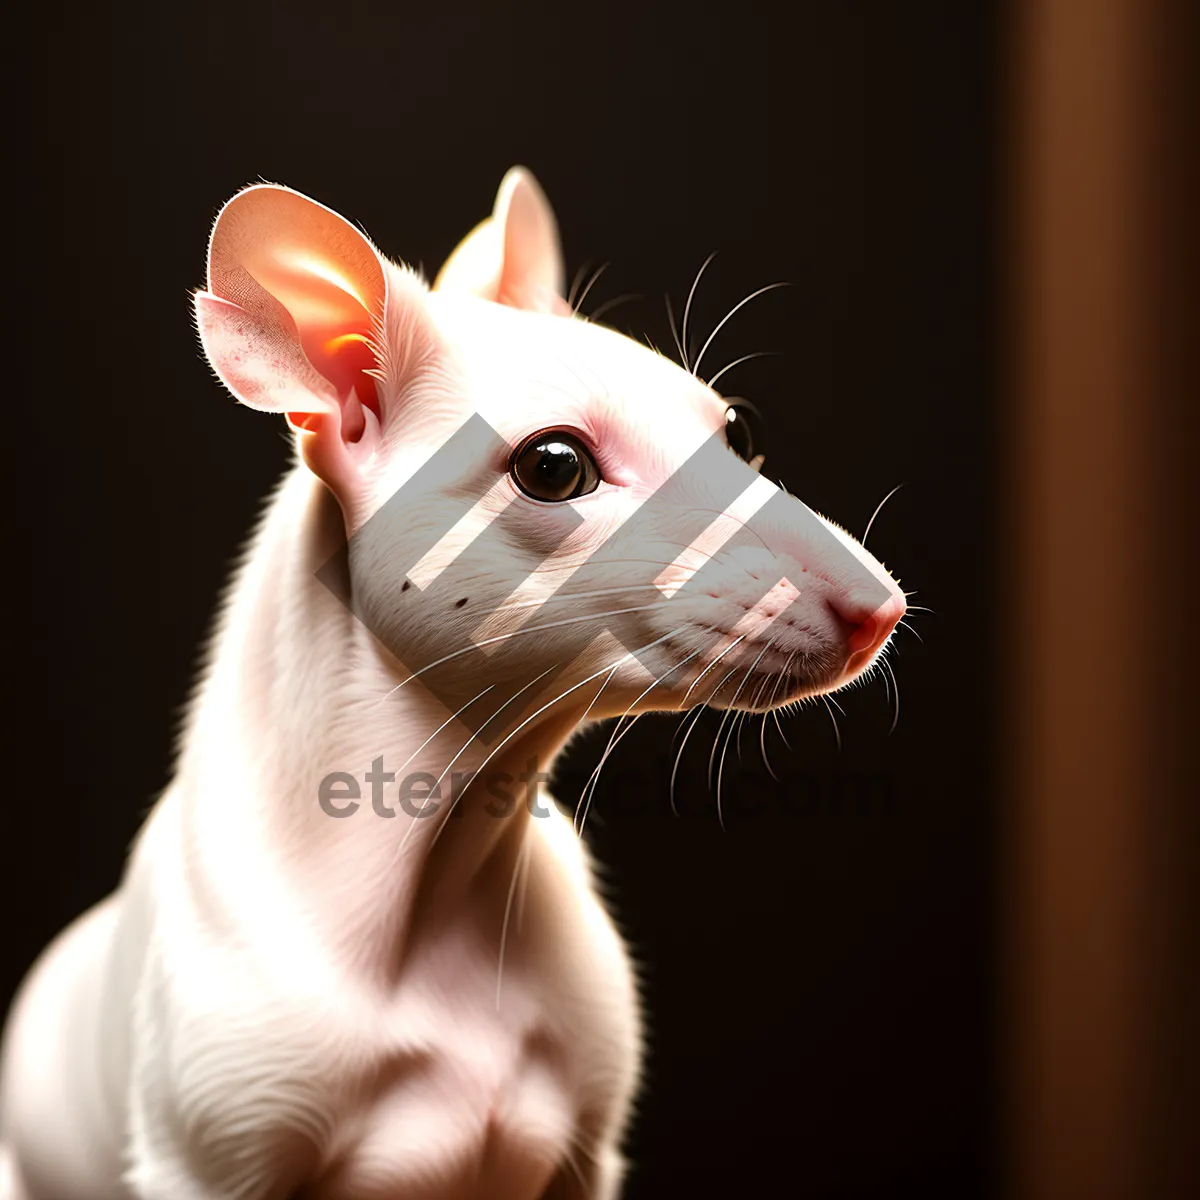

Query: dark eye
<box><xmin>510</xmin><ymin>430</ymin><xmax>601</xmax><ymax>502</ymax></box>
<box><xmin>723</xmin><ymin>403</ymin><xmax>756</xmax><ymax>462</ymax></box>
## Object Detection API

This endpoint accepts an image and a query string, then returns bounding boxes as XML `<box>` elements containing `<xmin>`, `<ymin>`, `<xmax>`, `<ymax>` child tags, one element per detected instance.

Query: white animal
<box><xmin>0</xmin><ymin>167</ymin><xmax>905</xmax><ymax>1199</ymax></box>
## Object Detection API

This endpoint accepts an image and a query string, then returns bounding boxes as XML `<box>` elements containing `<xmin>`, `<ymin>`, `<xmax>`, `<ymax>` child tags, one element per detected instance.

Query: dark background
<box><xmin>5</xmin><ymin>2</ymin><xmax>997</xmax><ymax>1196</ymax></box>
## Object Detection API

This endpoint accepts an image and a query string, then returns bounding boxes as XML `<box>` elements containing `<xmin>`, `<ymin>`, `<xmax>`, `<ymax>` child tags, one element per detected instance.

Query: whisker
<box><xmin>670</xmin><ymin>654</ymin><xmax>747</xmax><ymax>814</ymax></box>
<box><xmin>882</xmin><ymin>655</ymin><xmax>900</xmax><ymax>734</ymax></box>
<box><xmin>820</xmin><ymin>695</ymin><xmax>842</xmax><ymax>753</ymax></box>
<box><xmin>424</xmin><ymin>627</ymin><xmax>690</xmax><ymax>854</ymax></box>
<box><xmin>681</xmin><ymin>251</ymin><xmax>718</xmax><ymax>372</ymax></box>
<box><xmin>566</xmin><ymin>260</ymin><xmax>594</xmax><ymax>310</ymax></box>
<box><xmin>862</xmin><ymin>483</ymin><xmax>904</xmax><ymax>549</ymax></box>
<box><xmin>712</xmin><ymin>639</ymin><xmax>778</xmax><ymax>828</ymax></box>
<box><xmin>665</xmin><ymin>293</ymin><xmax>686</xmax><ymax>366</ymax></box>
<box><xmin>399</xmin><ymin>666</ymin><xmax>559</xmax><ymax>856</ymax></box>
<box><xmin>704</xmin><ymin>350</ymin><xmax>780</xmax><ymax>393</ymax></box>
<box><xmin>572</xmin><ymin>262</ymin><xmax>610</xmax><ymax>315</ymax></box>
<box><xmin>575</xmin><ymin>660</ymin><xmax>624</xmax><ymax>728</ymax></box>
<box><xmin>692</xmin><ymin>282</ymin><xmax>790</xmax><ymax>379</ymax></box>
<box><xmin>390</xmin><ymin>682</ymin><xmax>496</xmax><ymax>779</ymax></box>
<box><xmin>559</xmin><ymin>1138</ymin><xmax>592</xmax><ymax>1191</ymax></box>
<box><xmin>575</xmin><ymin>712</ymin><xmax>643</xmax><ymax>838</ymax></box>
<box><xmin>680</xmin><ymin>633</ymin><xmax>747</xmax><ymax>707</ymax></box>
<box><xmin>670</xmin><ymin>703</ymin><xmax>709</xmax><ymax>817</ymax></box>
<box><xmin>896</xmin><ymin>618</ymin><xmax>924</xmax><ymax>643</ymax></box>
<box><xmin>380</xmin><ymin>601</ymin><xmax>679</xmax><ymax>701</ymax></box>
<box><xmin>585</xmin><ymin>293</ymin><xmax>642</xmax><ymax>323</ymax></box>
<box><xmin>672</xmin><ymin>701</ymin><xmax>704</xmax><ymax>751</ymax></box>
<box><xmin>709</xmin><ymin>638</ymin><xmax>775</xmax><ymax>786</ymax></box>
<box><xmin>499</xmin><ymin>583</ymin><xmax>664</xmax><ymax>611</ymax></box>
<box><xmin>496</xmin><ymin>826</ymin><xmax>532</xmax><ymax>1010</ymax></box>
<box><xmin>757</xmin><ymin>656</ymin><xmax>795</xmax><ymax>782</ymax></box>
<box><xmin>734</xmin><ymin>709</ymin><xmax>750</xmax><ymax>764</ymax></box>
<box><xmin>576</xmin><ymin>645</ymin><xmax>705</xmax><ymax>836</ymax></box>
<box><xmin>772</xmin><ymin>708</ymin><xmax>792</xmax><ymax>752</ymax></box>
<box><xmin>759</xmin><ymin>713</ymin><xmax>778</xmax><ymax>781</ymax></box>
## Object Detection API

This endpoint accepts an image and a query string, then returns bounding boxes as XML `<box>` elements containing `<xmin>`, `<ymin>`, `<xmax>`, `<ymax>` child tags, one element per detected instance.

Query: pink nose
<box><xmin>835</xmin><ymin>591</ymin><xmax>906</xmax><ymax>660</ymax></box>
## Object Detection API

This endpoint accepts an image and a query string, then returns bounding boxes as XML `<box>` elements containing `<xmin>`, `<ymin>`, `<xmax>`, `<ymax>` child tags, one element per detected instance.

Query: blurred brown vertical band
<box><xmin>1006</xmin><ymin>0</ymin><xmax>1197</xmax><ymax>1197</ymax></box>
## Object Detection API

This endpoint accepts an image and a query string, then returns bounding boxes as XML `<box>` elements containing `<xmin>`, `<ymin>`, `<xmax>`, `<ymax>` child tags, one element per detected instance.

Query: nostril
<box><xmin>849</xmin><ymin>614</ymin><xmax>888</xmax><ymax>652</ymax></box>
<box><xmin>847</xmin><ymin>613</ymin><xmax>884</xmax><ymax>654</ymax></box>
<box><xmin>833</xmin><ymin>592</ymin><xmax>906</xmax><ymax>656</ymax></box>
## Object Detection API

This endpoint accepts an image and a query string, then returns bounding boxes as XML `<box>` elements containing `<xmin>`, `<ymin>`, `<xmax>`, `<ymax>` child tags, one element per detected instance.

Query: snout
<box><xmin>668</xmin><ymin>541</ymin><xmax>906</xmax><ymax>709</ymax></box>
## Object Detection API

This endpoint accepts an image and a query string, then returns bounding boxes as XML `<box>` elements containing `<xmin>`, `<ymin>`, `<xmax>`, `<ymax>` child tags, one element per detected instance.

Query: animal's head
<box><xmin>194</xmin><ymin>168</ymin><xmax>905</xmax><ymax>734</ymax></box>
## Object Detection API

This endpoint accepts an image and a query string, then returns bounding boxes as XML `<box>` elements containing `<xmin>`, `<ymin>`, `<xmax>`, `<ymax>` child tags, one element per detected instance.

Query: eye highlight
<box><xmin>723</xmin><ymin>402</ymin><xmax>757</xmax><ymax>462</ymax></box>
<box><xmin>510</xmin><ymin>430</ymin><xmax>602</xmax><ymax>502</ymax></box>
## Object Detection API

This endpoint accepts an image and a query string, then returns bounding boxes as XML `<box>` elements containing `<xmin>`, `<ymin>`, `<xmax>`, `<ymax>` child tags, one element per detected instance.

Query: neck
<box><xmin>173</xmin><ymin>464</ymin><xmax>586</xmax><ymax>980</ymax></box>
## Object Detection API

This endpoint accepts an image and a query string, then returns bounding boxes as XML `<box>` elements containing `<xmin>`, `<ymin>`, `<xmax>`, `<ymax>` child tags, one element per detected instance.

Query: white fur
<box><xmin>0</xmin><ymin>169</ymin><xmax>904</xmax><ymax>1199</ymax></box>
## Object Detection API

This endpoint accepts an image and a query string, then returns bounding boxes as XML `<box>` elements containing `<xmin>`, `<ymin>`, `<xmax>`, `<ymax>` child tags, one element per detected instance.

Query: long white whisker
<box><xmin>424</xmin><ymin>628</ymin><xmax>689</xmax><ymax>854</ymax></box>
<box><xmin>575</xmin><ymin>712</ymin><xmax>643</xmax><ymax>838</ymax></box>
<box><xmin>882</xmin><ymin>655</ymin><xmax>901</xmax><ymax>734</ymax></box>
<box><xmin>681</xmin><ymin>251</ymin><xmax>718</xmax><ymax>371</ymax></box>
<box><xmin>496</xmin><ymin>826</ymin><xmax>533</xmax><ymax>1011</ymax></box>
<box><xmin>574</xmin><ymin>660</ymin><xmax>623</xmax><ymax>729</ymax></box>
<box><xmin>692</xmin><ymin>282</ymin><xmax>789</xmax><ymax>379</ymax></box>
<box><xmin>669</xmin><ymin>703</ymin><xmax>706</xmax><ymax>816</ymax></box>
<box><xmin>670</xmin><ymin>654</ymin><xmax>747</xmax><ymax>815</ymax></box>
<box><xmin>713</xmin><ymin>639</ymin><xmax>778</xmax><ymax>829</ymax></box>
<box><xmin>576</xmin><ymin>645</ymin><xmax>706</xmax><ymax>836</ymax></box>
<box><xmin>734</xmin><ymin>710</ymin><xmax>750</xmax><ymax>764</ymax></box>
<box><xmin>670</xmin><ymin>704</ymin><xmax>708</xmax><ymax>817</ymax></box>
<box><xmin>709</xmin><ymin>638</ymin><xmax>775</xmax><ymax>787</ymax></box>
<box><xmin>380</xmin><ymin>601</ymin><xmax>678</xmax><ymax>701</ymax></box>
<box><xmin>862</xmin><ymin>483</ymin><xmax>904</xmax><ymax>549</ymax></box>
<box><xmin>398</xmin><ymin>667</ymin><xmax>559</xmax><ymax>856</ymax></box>
<box><xmin>704</xmin><ymin>350</ymin><xmax>779</xmax><ymax>392</ymax></box>
<box><xmin>772</xmin><ymin>708</ymin><xmax>792</xmax><ymax>751</ymax></box>
<box><xmin>585</xmin><ymin>293</ymin><xmax>642</xmax><ymax>324</ymax></box>
<box><xmin>665</xmin><ymin>293</ymin><xmax>686</xmax><ymax>366</ymax></box>
<box><xmin>514</xmin><ymin>817</ymin><xmax>535</xmax><ymax>934</ymax></box>
<box><xmin>500</xmin><ymin>583</ymin><xmax>663</xmax><ymax>611</ymax></box>
<box><xmin>679</xmin><ymin>633</ymin><xmax>747</xmax><ymax>707</ymax></box>
<box><xmin>820</xmin><ymin>694</ymin><xmax>842</xmax><ymax>753</ymax></box>
<box><xmin>566</xmin><ymin>261</ymin><xmax>593</xmax><ymax>310</ymax></box>
<box><xmin>671</xmin><ymin>701</ymin><xmax>703</xmax><ymax>750</ymax></box>
<box><xmin>756</xmin><ymin>654</ymin><xmax>795</xmax><ymax>781</ymax></box>
<box><xmin>389</xmin><ymin>682</ymin><xmax>496</xmax><ymax>779</ymax></box>
<box><xmin>572</xmin><ymin>262</ymin><xmax>610</xmax><ymax>315</ymax></box>
<box><xmin>758</xmin><ymin>713</ymin><xmax>777</xmax><ymax>781</ymax></box>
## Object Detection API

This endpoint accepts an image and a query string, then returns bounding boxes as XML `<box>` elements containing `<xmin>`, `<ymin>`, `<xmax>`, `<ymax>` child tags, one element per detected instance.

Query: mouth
<box><xmin>669</xmin><ymin>628</ymin><xmax>844</xmax><ymax>712</ymax></box>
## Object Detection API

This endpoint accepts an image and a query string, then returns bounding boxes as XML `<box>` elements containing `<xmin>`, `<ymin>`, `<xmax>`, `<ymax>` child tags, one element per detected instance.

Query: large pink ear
<box><xmin>433</xmin><ymin>167</ymin><xmax>570</xmax><ymax>315</ymax></box>
<box><xmin>193</xmin><ymin>184</ymin><xmax>387</xmax><ymax>444</ymax></box>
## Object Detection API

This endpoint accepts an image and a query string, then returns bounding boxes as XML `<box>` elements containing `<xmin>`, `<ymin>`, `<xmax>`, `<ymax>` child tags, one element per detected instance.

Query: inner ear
<box><xmin>202</xmin><ymin>184</ymin><xmax>387</xmax><ymax>436</ymax></box>
<box><xmin>268</xmin><ymin>274</ymin><xmax>381</xmax><ymax>437</ymax></box>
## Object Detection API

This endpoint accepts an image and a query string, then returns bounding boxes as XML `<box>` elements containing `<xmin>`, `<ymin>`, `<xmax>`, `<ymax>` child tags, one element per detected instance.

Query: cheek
<box><xmin>502</xmin><ymin>489</ymin><xmax>635</xmax><ymax>569</ymax></box>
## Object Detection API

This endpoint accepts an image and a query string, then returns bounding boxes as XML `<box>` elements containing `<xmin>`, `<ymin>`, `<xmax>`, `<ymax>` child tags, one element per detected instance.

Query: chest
<box><xmin>307</xmin><ymin>847</ymin><xmax>638</xmax><ymax>1197</ymax></box>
